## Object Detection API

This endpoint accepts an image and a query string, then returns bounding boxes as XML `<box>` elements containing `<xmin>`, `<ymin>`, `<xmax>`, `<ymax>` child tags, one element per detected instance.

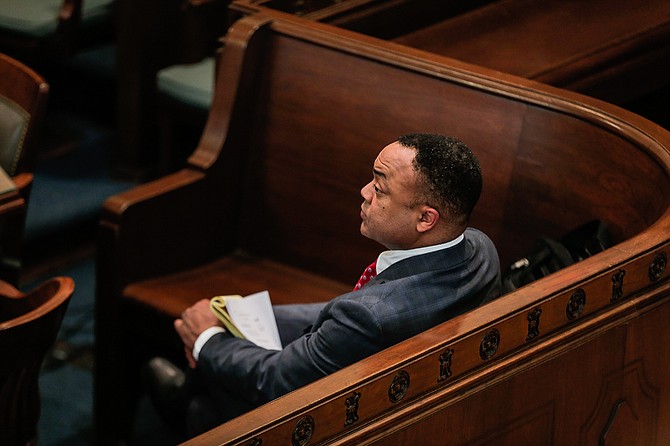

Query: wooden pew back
<box><xmin>177</xmin><ymin>11</ymin><xmax>670</xmax><ymax>445</ymax></box>
<box><xmin>392</xmin><ymin>0</ymin><xmax>670</xmax><ymax>106</ymax></box>
<box><xmin>203</xmin><ymin>13</ymin><xmax>667</xmax><ymax>273</ymax></box>
<box><xmin>95</xmin><ymin>8</ymin><xmax>670</xmax><ymax>444</ymax></box>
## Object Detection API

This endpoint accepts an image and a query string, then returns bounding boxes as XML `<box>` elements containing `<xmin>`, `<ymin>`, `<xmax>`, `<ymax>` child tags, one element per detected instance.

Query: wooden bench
<box><xmin>95</xmin><ymin>11</ymin><xmax>670</xmax><ymax>445</ymax></box>
<box><xmin>228</xmin><ymin>0</ymin><xmax>492</xmax><ymax>38</ymax></box>
<box><xmin>114</xmin><ymin>0</ymin><xmax>233</xmax><ymax>178</ymax></box>
<box><xmin>393</xmin><ymin>0</ymin><xmax>670</xmax><ymax>107</ymax></box>
<box><xmin>163</xmin><ymin>0</ymin><xmax>670</xmax><ymax>176</ymax></box>
<box><xmin>115</xmin><ymin>0</ymin><xmax>492</xmax><ymax>177</ymax></box>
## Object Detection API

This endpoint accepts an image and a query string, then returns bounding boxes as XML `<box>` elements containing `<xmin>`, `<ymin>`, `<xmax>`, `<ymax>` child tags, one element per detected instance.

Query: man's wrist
<box><xmin>193</xmin><ymin>326</ymin><xmax>226</xmax><ymax>361</ymax></box>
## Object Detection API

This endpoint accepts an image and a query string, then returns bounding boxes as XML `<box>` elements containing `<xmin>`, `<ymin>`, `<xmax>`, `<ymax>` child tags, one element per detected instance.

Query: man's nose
<box><xmin>361</xmin><ymin>181</ymin><xmax>373</xmax><ymax>202</ymax></box>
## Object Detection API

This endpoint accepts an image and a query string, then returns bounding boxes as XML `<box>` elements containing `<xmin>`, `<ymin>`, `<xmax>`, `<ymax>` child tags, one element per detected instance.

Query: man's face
<box><xmin>360</xmin><ymin>141</ymin><xmax>424</xmax><ymax>250</ymax></box>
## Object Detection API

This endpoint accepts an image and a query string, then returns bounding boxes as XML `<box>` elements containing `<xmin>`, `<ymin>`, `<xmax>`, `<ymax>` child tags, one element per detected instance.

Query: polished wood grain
<box><xmin>115</xmin><ymin>0</ymin><xmax>491</xmax><ymax>177</ymax></box>
<box><xmin>96</xmin><ymin>10</ymin><xmax>670</xmax><ymax>446</ymax></box>
<box><xmin>393</xmin><ymin>0</ymin><xmax>670</xmax><ymax>105</ymax></box>
<box><xmin>114</xmin><ymin>0</ymin><xmax>232</xmax><ymax>178</ymax></box>
<box><xmin>0</xmin><ymin>276</ymin><xmax>75</xmax><ymax>446</ymax></box>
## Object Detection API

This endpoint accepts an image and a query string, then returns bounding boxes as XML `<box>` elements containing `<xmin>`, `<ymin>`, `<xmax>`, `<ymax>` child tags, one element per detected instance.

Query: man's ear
<box><xmin>417</xmin><ymin>206</ymin><xmax>440</xmax><ymax>233</ymax></box>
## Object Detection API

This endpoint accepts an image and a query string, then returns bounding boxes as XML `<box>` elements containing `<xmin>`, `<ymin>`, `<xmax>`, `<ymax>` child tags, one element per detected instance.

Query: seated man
<box><xmin>146</xmin><ymin>133</ymin><xmax>502</xmax><ymax>436</ymax></box>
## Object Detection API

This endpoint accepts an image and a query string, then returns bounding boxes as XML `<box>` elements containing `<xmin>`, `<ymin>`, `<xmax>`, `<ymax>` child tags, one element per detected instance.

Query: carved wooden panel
<box><xmin>580</xmin><ymin>361</ymin><xmax>659</xmax><ymax>444</ymax></box>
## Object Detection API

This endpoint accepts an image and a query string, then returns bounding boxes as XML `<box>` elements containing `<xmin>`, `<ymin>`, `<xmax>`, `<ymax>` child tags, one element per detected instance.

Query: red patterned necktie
<box><xmin>354</xmin><ymin>261</ymin><xmax>377</xmax><ymax>290</ymax></box>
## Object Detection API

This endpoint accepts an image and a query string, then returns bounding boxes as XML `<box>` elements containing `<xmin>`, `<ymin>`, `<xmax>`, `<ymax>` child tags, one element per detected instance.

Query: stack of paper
<box><xmin>209</xmin><ymin>290</ymin><xmax>283</xmax><ymax>350</ymax></box>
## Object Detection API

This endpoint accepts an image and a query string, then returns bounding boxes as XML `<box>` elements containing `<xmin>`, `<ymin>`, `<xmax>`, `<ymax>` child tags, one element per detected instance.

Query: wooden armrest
<box><xmin>0</xmin><ymin>173</ymin><xmax>30</xmax><ymax>216</ymax></box>
<box><xmin>0</xmin><ymin>279</ymin><xmax>20</xmax><ymax>299</ymax></box>
<box><xmin>12</xmin><ymin>172</ymin><xmax>33</xmax><ymax>193</ymax></box>
<box><xmin>102</xmin><ymin>168</ymin><xmax>204</xmax><ymax>220</ymax></box>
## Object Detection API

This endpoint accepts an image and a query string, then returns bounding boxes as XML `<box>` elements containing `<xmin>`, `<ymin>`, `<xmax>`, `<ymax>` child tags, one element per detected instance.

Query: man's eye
<box><xmin>374</xmin><ymin>185</ymin><xmax>381</xmax><ymax>194</ymax></box>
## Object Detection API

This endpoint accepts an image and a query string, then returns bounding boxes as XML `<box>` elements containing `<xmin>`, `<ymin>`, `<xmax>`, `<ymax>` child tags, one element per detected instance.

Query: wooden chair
<box><xmin>0</xmin><ymin>53</ymin><xmax>49</xmax><ymax>285</ymax></box>
<box><xmin>0</xmin><ymin>0</ymin><xmax>116</xmax><ymax>66</ymax></box>
<box><xmin>0</xmin><ymin>276</ymin><xmax>75</xmax><ymax>446</ymax></box>
<box><xmin>95</xmin><ymin>10</ymin><xmax>670</xmax><ymax>445</ymax></box>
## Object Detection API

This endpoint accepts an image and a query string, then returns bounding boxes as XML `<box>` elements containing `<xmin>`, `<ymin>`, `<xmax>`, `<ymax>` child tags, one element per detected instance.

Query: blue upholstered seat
<box><xmin>0</xmin><ymin>0</ymin><xmax>115</xmax><ymax>38</ymax></box>
<box><xmin>157</xmin><ymin>57</ymin><xmax>215</xmax><ymax>110</ymax></box>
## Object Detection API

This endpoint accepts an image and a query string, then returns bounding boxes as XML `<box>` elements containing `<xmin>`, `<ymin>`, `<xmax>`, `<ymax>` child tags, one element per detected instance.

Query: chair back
<box><xmin>0</xmin><ymin>52</ymin><xmax>48</xmax><ymax>176</ymax></box>
<box><xmin>0</xmin><ymin>276</ymin><xmax>74</xmax><ymax>446</ymax></box>
<box><xmin>0</xmin><ymin>52</ymin><xmax>49</xmax><ymax>284</ymax></box>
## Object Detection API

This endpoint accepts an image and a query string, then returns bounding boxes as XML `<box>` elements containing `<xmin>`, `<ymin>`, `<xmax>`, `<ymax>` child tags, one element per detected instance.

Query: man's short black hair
<box><xmin>399</xmin><ymin>133</ymin><xmax>482</xmax><ymax>227</ymax></box>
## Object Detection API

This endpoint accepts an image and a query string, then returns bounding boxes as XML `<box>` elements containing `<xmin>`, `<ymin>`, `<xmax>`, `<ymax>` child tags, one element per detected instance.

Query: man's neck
<box><xmin>376</xmin><ymin>232</ymin><xmax>465</xmax><ymax>274</ymax></box>
<box><xmin>407</xmin><ymin>223</ymin><xmax>466</xmax><ymax>250</ymax></box>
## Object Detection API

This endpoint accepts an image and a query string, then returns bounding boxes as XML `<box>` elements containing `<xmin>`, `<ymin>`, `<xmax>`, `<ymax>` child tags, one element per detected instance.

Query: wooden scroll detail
<box><xmin>292</xmin><ymin>415</ymin><xmax>315</xmax><ymax>446</ymax></box>
<box><xmin>388</xmin><ymin>370</ymin><xmax>410</xmax><ymax>403</ymax></box>
<box><xmin>566</xmin><ymin>289</ymin><xmax>586</xmax><ymax>321</ymax></box>
<box><xmin>649</xmin><ymin>252</ymin><xmax>667</xmax><ymax>282</ymax></box>
<box><xmin>438</xmin><ymin>348</ymin><xmax>454</xmax><ymax>383</ymax></box>
<box><xmin>344</xmin><ymin>392</ymin><xmax>361</xmax><ymax>426</ymax></box>
<box><xmin>526</xmin><ymin>307</ymin><xmax>542</xmax><ymax>342</ymax></box>
<box><xmin>479</xmin><ymin>328</ymin><xmax>500</xmax><ymax>361</ymax></box>
<box><xmin>611</xmin><ymin>269</ymin><xmax>626</xmax><ymax>302</ymax></box>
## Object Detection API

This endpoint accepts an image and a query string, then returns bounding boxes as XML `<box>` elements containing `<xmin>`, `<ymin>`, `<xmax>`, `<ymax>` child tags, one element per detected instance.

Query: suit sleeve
<box><xmin>197</xmin><ymin>298</ymin><xmax>384</xmax><ymax>405</ymax></box>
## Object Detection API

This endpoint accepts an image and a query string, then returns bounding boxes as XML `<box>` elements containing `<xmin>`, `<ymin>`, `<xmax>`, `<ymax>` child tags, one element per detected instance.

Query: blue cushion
<box><xmin>0</xmin><ymin>0</ymin><xmax>115</xmax><ymax>38</ymax></box>
<box><xmin>157</xmin><ymin>57</ymin><xmax>215</xmax><ymax>110</ymax></box>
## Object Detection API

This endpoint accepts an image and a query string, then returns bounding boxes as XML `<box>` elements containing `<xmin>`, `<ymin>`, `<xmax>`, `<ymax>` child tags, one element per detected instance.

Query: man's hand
<box><xmin>174</xmin><ymin>299</ymin><xmax>221</xmax><ymax>368</ymax></box>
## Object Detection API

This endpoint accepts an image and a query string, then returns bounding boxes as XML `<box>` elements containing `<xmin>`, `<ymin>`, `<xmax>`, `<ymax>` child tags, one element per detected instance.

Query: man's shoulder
<box><xmin>464</xmin><ymin>227</ymin><xmax>492</xmax><ymax>242</ymax></box>
<box><xmin>464</xmin><ymin>227</ymin><xmax>498</xmax><ymax>254</ymax></box>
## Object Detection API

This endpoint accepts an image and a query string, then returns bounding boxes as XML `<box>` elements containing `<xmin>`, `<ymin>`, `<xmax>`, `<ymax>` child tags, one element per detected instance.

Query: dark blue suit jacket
<box><xmin>197</xmin><ymin>227</ymin><xmax>501</xmax><ymax>407</ymax></box>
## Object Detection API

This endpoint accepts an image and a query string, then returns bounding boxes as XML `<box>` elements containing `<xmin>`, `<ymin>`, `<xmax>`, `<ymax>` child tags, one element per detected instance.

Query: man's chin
<box><xmin>360</xmin><ymin>225</ymin><xmax>376</xmax><ymax>242</ymax></box>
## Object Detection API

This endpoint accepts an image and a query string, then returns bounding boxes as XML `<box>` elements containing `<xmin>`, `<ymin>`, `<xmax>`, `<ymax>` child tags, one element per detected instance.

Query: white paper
<box><xmin>224</xmin><ymin>291</ymin><xmax>282</xmax><ymax>350</ymax></box>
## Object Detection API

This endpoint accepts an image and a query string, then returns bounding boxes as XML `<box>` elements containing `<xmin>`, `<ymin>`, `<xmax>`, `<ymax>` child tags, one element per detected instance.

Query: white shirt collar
<box><xmin>376</xmin><ymin>233</ymin><xmax>465</xmax><ymax>274</ymax></box>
